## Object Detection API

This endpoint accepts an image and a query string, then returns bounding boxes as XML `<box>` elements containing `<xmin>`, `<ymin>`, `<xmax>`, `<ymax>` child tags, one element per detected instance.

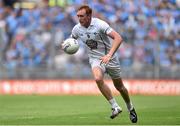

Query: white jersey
<box><xmin>71</xmin><ymin>18</ymin><xmax>121</xmax><ymax>78</ymax></box>
<box><xmin>71</xmin><ymin>18</ymin><xmax>114</xmax><ymax>59</ymax></box>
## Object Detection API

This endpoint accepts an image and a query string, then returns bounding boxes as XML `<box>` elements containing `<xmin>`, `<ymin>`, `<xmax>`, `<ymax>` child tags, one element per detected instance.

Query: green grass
<box><xmin>0</xmin><ymin>95</ymin><xmax>180</xmax><ymax>125</ymax></box>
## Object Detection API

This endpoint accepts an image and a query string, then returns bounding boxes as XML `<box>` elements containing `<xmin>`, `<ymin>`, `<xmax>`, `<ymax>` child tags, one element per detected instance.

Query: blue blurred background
<box><xmin>0</xmin><ymin>0</ymin><xmax>179</xmax><ymax>79</ymax></box>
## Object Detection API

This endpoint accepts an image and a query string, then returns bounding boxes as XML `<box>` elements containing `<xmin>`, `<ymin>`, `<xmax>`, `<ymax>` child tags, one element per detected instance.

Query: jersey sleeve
<box><xmin>71</xmin><ymin>26</ymin><xmax>79</xmax><ymax>39</ymax></box>
<box><xmin>98</xmin><ymin>19</ymin><xmax>113</xmax><ymax>34</ymax></box>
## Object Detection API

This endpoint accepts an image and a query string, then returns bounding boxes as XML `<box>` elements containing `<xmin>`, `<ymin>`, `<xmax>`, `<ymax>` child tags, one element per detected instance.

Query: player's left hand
<box><xmin>100</xmin><ymin>54</ymin><xmax>112</xmax><ymax>65</ymax></box>
<box><xmin>61</xmin><ymin>41</ymin><xmax>65</xmax><ymax>50</ymax></box>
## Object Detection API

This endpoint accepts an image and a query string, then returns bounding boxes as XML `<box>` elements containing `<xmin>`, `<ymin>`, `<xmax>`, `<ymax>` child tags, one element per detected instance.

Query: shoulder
<box><xmin>72</xmin><ymin>23</ymin><xmax>81</xmax><ymax>31</ymax></box>
<box><xmin>92</xmin><ymin>17</ymin><xmax>106</xmax><ymax>24</ymax></box>
<box><xmin>72</xmin><ymin>23</ymin><xmax>81</xmax><ymax>34</ymax></box>
<box><xmin>92</xmin><ymin>17</ymin><xmax>109</xmax><ymax>27</ymax></box>
<box><xmin>92</xmin><ymin>18</ymin><xmax>113</xmax><ymax>34</ymax></box>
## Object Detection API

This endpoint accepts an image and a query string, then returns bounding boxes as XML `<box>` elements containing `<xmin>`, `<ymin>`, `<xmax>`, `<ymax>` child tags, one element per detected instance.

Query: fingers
<box><xmin>100</xmin><ymin>55</ymin><xmax>112</xmax><ymax>65</ymax></box>
<box><xmin>100</xmin><ymin>59</ymin><xmax>104</xmax><ymax>66</ymax></box>
<box><xmin>61</xmin><ymin>41</ymin><xmax>66</xmax><ymax>50</ymax></box>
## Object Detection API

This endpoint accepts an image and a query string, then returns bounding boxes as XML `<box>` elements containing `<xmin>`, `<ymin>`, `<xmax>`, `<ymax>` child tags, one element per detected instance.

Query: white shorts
<box><xmin>89</xmin><ymin>56</ymin><xmax>122</xmax><ymax>79</ymax></box>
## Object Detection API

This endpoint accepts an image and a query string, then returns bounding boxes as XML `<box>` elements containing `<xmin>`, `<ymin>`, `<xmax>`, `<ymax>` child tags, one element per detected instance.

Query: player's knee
<box><xmin>95</xmin><ymin>79</ymin><xmax>103</xmax><ymax>84</ymax></box>
<box><xmin>94</xmin><ymin>77</ymin><xmax>103</xmax><ymax>84</ymax></box>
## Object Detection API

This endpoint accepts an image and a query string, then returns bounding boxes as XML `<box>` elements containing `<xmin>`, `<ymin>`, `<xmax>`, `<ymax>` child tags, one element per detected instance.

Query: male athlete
<box><xmin>67</xmin><ymin>5</ymin><xmax>137</xmax><ymax>123</ymax></box>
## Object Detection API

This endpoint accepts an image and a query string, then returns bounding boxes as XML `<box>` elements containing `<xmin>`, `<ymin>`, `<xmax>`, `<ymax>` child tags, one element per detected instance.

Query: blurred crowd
<box><xmin>0</xmin><ymin>0</ymin><xmax>179</xmax><ymax>76</ymax></box>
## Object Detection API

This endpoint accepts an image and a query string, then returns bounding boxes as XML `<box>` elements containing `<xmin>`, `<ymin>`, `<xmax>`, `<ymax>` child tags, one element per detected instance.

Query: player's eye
<box><xmin>77</xmin><ymin>14</ymin><xmax>86</xmax><ymax>18</ymax></box>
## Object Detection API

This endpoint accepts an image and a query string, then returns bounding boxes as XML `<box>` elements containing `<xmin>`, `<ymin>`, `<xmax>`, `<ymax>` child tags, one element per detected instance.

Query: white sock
<box><xmin>126</xmin><ymin>102</ymin><xmax>134</xmax><ymax>111</ymax></box>
<box><xmin>109</xmin><ymin>98</ymin><xmax>120</xmax><ymax>109</ymax></box>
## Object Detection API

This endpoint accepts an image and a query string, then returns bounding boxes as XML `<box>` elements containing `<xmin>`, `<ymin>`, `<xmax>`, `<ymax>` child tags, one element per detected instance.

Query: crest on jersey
<box><xmin>86</xmin><ymin>39</ymin><xmax>98</xmax><ymax>50</ymax></box>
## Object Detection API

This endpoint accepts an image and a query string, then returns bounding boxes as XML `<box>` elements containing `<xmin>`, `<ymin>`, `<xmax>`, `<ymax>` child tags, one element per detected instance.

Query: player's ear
<box><xmin>88</xmin><ymin>14</ymin><xmax>92</xmax><ymax>18</ymax></box>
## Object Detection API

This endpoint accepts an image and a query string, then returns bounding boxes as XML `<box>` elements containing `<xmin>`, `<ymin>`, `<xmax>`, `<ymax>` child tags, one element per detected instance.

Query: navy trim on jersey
<box><xmin>104</xmin><ymin>27</ymin><xmax>110</xmax><ymax>34</ymax></box>
<box><xmin>71</xmin><ymin>34</ymin><xmax>78</xmax><ymax>39</ymax></box>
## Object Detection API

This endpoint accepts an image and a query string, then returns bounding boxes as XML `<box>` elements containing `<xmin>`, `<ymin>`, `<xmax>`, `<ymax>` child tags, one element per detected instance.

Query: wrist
<box><xmin>107</xmin><ymin>54</ymin><xmax>112</xmax><ymax>57</ymax></box>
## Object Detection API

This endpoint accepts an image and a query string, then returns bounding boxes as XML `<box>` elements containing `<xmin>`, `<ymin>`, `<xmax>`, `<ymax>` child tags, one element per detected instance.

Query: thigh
<box><xmin>107</xmin><ymin>67</ymin><xmax>121</xmax><ymax>79</ymax></box>
<box><xmin>89</xmin><ymin>58</ymin><xmax>105</xmax><ymax>79</ymax></box>
<box><xmin>92</xmin><ymin>67</ymin><xmax>104</xmax><ymax>80</ymax></box>
<box><xmin>106</xmin><ymin>57</ymin><xmax>122</xmax><ymax>79</ymax></box>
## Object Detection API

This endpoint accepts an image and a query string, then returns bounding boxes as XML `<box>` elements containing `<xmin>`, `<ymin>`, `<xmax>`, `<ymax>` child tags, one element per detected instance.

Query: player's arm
<box><xmin>100</xmin><ymin>30</ymin><xmax>123</xmax><ymax>64</ymax></box>
<box><xmin>61</xmin><ymin>26</ymin><xmax>78</xmax><ymax>49</ymax></box>
<box><xmin>107</xmin><ymin>30</ymin><xmax>123</xmax><ymax>57</ymax></box>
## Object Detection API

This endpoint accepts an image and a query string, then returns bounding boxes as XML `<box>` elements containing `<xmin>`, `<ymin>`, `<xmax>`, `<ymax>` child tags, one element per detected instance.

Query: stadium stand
<box><xmin>0</xmin><ymin>0</ymin><xmax>179</xmax><ymax>79</ymax></box>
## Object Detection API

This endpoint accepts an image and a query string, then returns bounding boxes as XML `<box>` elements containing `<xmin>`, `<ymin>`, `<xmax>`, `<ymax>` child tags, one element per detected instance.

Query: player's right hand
<box><xmin>100</xmin><ymin>54</ymin><xmax>112</xmax><ymax>65</ymax></box>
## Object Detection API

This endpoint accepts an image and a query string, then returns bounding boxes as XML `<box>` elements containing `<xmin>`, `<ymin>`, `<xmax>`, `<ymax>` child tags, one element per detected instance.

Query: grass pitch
<box><xmin>0</xmin><ymin>95</ymin><xmax>180</xmax><ymax>125</ymax></box>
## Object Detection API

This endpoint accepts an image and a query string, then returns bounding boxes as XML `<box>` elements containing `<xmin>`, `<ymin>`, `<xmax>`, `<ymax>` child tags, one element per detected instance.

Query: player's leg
<box><xmin>106</xmin><ymin>57</ymin><xmax>137</xmax><ymax>122</ymax></box>
<box><xmin>89</xmin><ymin>58</ymin><xmax>117</xmax><ymax>103</ymax></box>
<box><xmin>112</xmin><ymin>78</ymin><xmax>138</xmax><ymax>123</ymax></box>
<box><xmin>91</xmin><ymin>66</ymin><xmax>122</xmax><ymax>119</ymax></box>
<box><xmin>92</xmin><ymin>66</ymin><xmax>112</xmax><ymax>100</ymax></box>
<box><xmin>112</xmin><ymin>78</ymin><xmax>132</xmax><ymax>109</ymax></box>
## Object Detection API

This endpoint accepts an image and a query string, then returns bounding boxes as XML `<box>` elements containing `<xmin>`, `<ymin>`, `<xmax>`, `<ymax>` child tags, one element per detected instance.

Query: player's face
<box><xmin>77</xmin><ymin>9</ymin><xmax>91</xmax><ymax>28</ymax></box>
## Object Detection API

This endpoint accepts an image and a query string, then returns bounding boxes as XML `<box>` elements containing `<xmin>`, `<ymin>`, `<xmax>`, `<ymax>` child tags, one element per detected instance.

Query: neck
<box><xmin>84</xmin><ymin>23</ymin><xmax>90</xmax><ymax>28</ymax></box>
